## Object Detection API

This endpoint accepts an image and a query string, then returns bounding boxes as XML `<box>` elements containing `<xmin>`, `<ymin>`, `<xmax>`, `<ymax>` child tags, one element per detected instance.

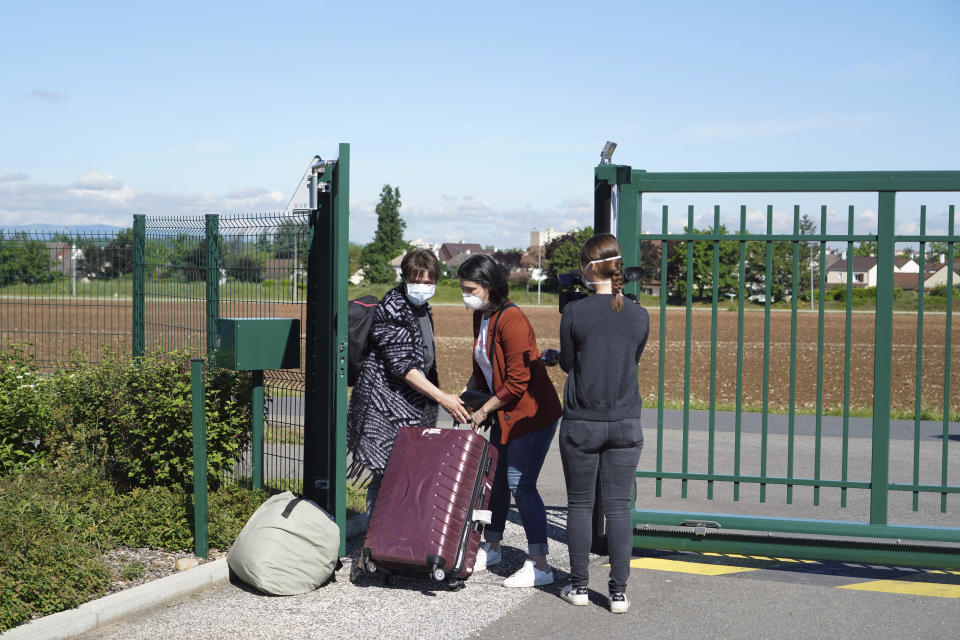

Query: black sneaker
<box><xmin>608</xmin><ymin>592</ymin><xmax>630</xmax><ymax>613</ymax></box>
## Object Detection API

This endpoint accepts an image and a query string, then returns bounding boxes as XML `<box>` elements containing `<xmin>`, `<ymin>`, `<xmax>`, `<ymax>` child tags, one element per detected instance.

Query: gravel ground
<box><xmin>78</xmin><ymin>509</ymin><xmax>578</xmax><ymax>640</ymax></box>
<box><xmin>100</xmin><ymin>547</ymin><xmax>227</xmax><ymax>595</ymax></box>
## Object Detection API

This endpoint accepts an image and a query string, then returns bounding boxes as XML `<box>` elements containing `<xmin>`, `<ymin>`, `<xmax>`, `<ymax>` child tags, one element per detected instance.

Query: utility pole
<box><xmin>533</xmin><ymin>228</ymin><xmax>541</xmax><ymax>305</ymax></box>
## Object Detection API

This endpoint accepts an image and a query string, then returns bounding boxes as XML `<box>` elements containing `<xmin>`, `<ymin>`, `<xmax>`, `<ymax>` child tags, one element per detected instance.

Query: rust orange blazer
<box><xmin>471</xmin><ymin>303</ymin><xmax>562</xmax><ymax>444</ymax></box>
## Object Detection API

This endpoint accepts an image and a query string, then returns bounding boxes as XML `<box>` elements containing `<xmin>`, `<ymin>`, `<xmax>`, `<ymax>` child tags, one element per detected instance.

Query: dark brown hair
<box><xmin>400</xmin><ymin>249</ymin><xmax>440</xmax><ymax>282</ymax></box>
<box><xmin>457</xmin><ymin>254</ymin><xmax>510</xmax><ymax>311</ymax></box>
<box><xmin>579</xmin><ymin>233</ymin><xmax>625</xmax><ymax>311</ymax></box>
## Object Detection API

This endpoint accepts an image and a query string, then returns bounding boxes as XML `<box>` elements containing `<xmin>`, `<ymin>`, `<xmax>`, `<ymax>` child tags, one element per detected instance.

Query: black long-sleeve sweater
<box><xmin>558</xmin><ymin>293</ymin><xmax>649</xmax><ymax>421</ymax></box>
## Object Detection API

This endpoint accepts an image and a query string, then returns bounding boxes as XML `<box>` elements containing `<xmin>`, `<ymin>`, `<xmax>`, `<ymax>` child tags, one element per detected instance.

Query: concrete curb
<box><xmin>2</xmin><ymin>515</ymin><xmax>368</xmax><ymax>640</ymax></box>
<box><xmin>1</xmin><ymin>558</ymin><xmax>230</xmax><ymax>640</ymax></box>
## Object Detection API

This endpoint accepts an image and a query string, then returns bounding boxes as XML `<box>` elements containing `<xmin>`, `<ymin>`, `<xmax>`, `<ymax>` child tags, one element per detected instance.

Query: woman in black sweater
<box><xmin>555</xmin><ymin>233</ymin><xmax>649</xmax><ymax>613</ymax></box>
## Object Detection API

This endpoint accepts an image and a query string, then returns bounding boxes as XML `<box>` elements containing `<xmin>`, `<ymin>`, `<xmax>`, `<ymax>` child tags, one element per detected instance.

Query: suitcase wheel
<box><xmin>446</xmin><ymin>577</ymin><xmax>465</xmax><ymax>591</ymax></box>
<box><xmin>431</xmin><ymin>566</ymin><xmax>446</xmax><ymax>582</ymax></box>
<box><xmin>365</xmin><ymin>558</ymin><xmax>377</xmax><ymax>574</ymax></box>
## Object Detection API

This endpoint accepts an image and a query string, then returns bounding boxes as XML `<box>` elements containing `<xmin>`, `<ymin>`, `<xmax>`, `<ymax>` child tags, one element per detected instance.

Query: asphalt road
<box><xmin>78</xmin><ymin>414</ymin><xmax>960</xmax><ymax>640</ymax></box>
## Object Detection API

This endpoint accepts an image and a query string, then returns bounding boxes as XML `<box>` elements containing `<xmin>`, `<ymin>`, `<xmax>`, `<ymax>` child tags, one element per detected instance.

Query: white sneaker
<box><xmin>560</xmin><ymin>584</ymin><xmax>589</xmax><ymax>606</ymax></box>
<box><xmin>474</xmin><ymin>542</ymin><xmax>501</xmax><ymax>571</ymax></box>
<box><xmin>608</xmin><ymin>592</ymin><xmax>630</xmax><ymax>614</ymax></box>
<box><xmin>503</xmin><ymin>559</ymin><xmax>554</xmax><ymax>588</ymax></box>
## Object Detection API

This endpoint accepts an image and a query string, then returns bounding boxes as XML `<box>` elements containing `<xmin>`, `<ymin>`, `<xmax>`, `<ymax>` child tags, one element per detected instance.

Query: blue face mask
<box><xmin>405</xmin><ymin>283</ymin><xmax>436</xmax><ymax>306</ymax></box>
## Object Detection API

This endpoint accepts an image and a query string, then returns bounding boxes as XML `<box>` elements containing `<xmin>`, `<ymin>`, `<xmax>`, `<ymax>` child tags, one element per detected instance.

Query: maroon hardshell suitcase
<box><xmin>359</xmin><ymin>426</ymin><xmax>498</xmax><ymax>590</ymax></box>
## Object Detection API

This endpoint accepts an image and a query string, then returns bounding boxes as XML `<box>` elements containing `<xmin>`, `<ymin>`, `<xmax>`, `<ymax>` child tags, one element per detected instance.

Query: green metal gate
<box><xmin>595</xmin><ymin>162</ymin><xmax>960</xmax><ymax>567</ymax></box>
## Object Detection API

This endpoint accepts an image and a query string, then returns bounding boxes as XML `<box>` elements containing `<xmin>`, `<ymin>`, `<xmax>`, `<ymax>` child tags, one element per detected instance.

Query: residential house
<box><xmin>826</xmin><ymin>254</ymin><xmax>955</xmax><ymax>290</ymax></box>
<box><xmin>409</xmin><ymin>238</ymin><xmax>442</xmax><ymax>256</ymax></box>
<box><xmin>45</xmin><ymin>242</ymin><xmax>84</xmax><ymax>275</ymax></box>
<box><xmin>825</xmin><ymin>257</ymin><xmax>879</xmax><ymax>288</ymax></box>
<box><xmin>439</xmin><ymin>243</ymin><xmax>487</xmax><ymax>263</ymax></box>
<box><xmin>387</xmin><ymin>254</ymin><xmax>407</xmax><ymax>281</ymax></box>
<box><xmin>924</xmin><ymin>259</ymin><xmax>960</xmax><ymax>290</ymax></box>
<box><xmin>893</xmin><ymin>257</ymin><xmax>920</xmax><ymax>273</ymax></box>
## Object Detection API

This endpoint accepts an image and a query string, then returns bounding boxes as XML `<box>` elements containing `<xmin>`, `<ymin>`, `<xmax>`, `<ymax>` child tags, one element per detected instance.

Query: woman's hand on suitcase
<box><xmin>470</xmin><ymin>406</ymin><xmax>490</xmax><ymax>432</ymax></box>
<box><xmin>439</xmin><ymin>393</ymin><xmax>470</xmax><ymax>424</ymax></box>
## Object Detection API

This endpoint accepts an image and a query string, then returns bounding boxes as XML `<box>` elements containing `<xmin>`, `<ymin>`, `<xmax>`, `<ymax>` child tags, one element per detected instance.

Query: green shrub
<box><xmin>208</xmin><ymin>484</ymin><xmax>271</xmax><ymax>549</ymax></box>
<box><xmin>0</xmin><ymin>462</ymin><xmax>270</xmax><ymax>631</ymax></box>
<box><xmin>0</xmin><ymin>343</ymin><xmax>52</xmax><ymax>475</ymax></box>
<box><xmin>826</xmin><ymin>285</ymin><xmax>878</xmax><ymax>305</ymax></box>
<box><xmin>0</xmin><ymin>465</ymin><xmax>113</xmax><ymax>632</ymax></box>
<box><xmin>107</xmin><ymin>485</ymin><xmax>193</xmax><ymax>550</ymax></box>
<box><xmin>49</xmin><ymin>349</ymin><xmax>253</xmax><ymax>491</ymax></box>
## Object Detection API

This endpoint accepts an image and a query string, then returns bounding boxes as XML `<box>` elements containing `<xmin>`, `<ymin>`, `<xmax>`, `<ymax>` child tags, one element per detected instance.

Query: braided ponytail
<box><xmin>610</xmin><ymin>265</ymin><xmax>624</xmax><ymax>312</ymax></box>
<box><xmin>580</xmin><ymin>233</ymin><xmax>627</xmax><ymax>312</ymax></box>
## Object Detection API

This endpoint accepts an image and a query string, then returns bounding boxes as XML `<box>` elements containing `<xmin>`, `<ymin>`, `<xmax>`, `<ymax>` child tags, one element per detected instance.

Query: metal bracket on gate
<box><xmin>681</xmin><ymin>519</ymin><xmax>722</xmax><ymax>538</ymax></box>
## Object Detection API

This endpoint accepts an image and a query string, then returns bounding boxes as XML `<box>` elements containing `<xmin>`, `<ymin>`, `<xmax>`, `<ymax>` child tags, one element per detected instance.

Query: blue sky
<box><xmin>1</xmin><ymin>0</ymin><xmax>958</xmax><ymax>249</ymax></box>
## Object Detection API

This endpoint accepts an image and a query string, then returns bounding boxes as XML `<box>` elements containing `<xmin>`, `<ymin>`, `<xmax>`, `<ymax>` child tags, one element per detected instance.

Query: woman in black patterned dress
<box><xmin>346</xmin><ymin>249</ymin><xmax>470</xmax><ymax>516</ymax></box>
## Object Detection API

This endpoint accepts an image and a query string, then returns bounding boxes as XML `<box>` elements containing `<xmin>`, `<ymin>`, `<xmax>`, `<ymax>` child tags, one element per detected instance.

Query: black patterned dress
<box><xmin>347</xmin><ymin>286</ymin><xmax>440</xmax><ymax>483</ymax></box>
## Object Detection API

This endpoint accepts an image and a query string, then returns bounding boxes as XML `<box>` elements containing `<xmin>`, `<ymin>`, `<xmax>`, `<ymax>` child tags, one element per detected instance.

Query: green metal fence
<box><xmin>131</xmin><ymin>211</ymin><xmax>311</xmax><ymax>490</ymax></box>
<box><xmin>596</xmin><ymin>165</ymin><xmax>960</xmax><ymax>567</ymax></box>
<box><xmin>1</xmin><ymin>229</ymin><xmax>135</xmax><ymax>367</ymax></box>
<box><xmin>0</xmin><ymin>214</ymin><xmax>311</xmax><ymax>493</ymax></box>
<box><xmin>1</xmin><ymin>145</ymin><xmax>351</xmax><ymax>553</ymax></box>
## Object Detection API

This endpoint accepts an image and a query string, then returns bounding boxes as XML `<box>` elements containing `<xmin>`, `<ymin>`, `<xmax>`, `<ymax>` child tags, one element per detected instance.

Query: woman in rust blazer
<box><xmin>458</xmin><ymin>254</ymin><xmax>562</xmax><ymax>588</ymax></box>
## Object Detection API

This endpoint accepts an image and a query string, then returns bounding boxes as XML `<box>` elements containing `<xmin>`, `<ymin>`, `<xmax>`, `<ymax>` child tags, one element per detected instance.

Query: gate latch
<box><xmin>680</xmin><ymin>519</ymin><xmax>721</xmax><ymax>537</ymax></box>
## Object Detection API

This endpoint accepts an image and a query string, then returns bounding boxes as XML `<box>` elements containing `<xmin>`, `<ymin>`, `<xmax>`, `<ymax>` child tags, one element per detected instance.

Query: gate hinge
<box><xmin>680</xmin><ymin>519</ymin><xmax>722</xmax><ymax>537</ymax></box>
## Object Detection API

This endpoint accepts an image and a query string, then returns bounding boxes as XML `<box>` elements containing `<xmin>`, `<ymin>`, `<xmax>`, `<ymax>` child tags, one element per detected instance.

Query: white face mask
<box><xmin>582</xmin><ymin>254</ymin><xmax>621</xmax><ymax>290</ymax></box>
<box><xmin>462</xmin><ymin>294</ymin><xmax>486</xmax><ymax>311</ymax></box>
<box><xmin>405</xmin><ymin>283</ymin><xmax>435</xmax><ymax>306</ymax></box>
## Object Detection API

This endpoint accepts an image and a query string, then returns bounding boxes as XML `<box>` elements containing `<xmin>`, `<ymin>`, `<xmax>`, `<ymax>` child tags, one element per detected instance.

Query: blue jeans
<box><xmin>559</xmin><ymin>417</ymin><xmax>643</xmax><ymax>593</ymax></box>
<box><xmin>484</xmin><ymin>420</ymin><xmax>558</xmax><ymax>557</ymax></box>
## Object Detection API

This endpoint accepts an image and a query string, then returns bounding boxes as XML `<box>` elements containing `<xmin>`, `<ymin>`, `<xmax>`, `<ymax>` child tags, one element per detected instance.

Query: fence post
<box><xmin>617</xmin><ymin>184</ymin><xmax>640</xmax><ymax>297</ymax></box>
<box><xmin>205</xmin><ymin>214</ymin><xmax>220</xmax><ymax>357</ymax></box>
<box><xmin>191</xmin><ymin>358</ymin><xmax>209</xmax><ymax>558</ymax></box>
<box><xmin>303</xmin><ymin>144</ymin><xmax>349</xmax><ymax>556</ymax></box>
<box><xmin>251</xmin><ymin>369</ymin><xmax>264</xmax><ymax>490</ymax></box>
<box><xmin>870</xmin><ymin>190</ymin><xmax>896</xmax><ymax>526</ymax></box>
<box><xmin>132</xmin><ymin>215</ymin><xmax>145</xmax><ymax>359</ymax></box>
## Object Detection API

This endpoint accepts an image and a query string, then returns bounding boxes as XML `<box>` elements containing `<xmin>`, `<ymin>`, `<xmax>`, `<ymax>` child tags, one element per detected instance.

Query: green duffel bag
<box><xmin>227</xmin><ymin>491</ymin><xmax>341</xmax><ymax>595</ymax></box>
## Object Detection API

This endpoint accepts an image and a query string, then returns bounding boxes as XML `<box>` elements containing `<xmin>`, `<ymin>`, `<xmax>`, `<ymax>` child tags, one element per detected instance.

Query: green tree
<box><xmin>854</xmin><ymin>236</ymin><xmax>878</xmax><ymax>257</ymax></box>
<box><xmin>0</xmin><ymin>233</ymin><xmax>54</xmax><ymax>285</ymax></box>
<box><xmin>545</xmin><ymin>227</ymin><xmax>593</xmax><ymax>288</ymax></box>
<box><xmin>668</xmin><ymin>226</ymin><xmax>739</xmax><ymax>300</ymax></box>
<box><xmin>927</xmin><ymin>241</ymin><xmax>951</xmax><ymax>263</ymax></box>
<box><xmin>360</xmin><ymin>185</ymin><xmax>407</xmax><ymax>284</ymax></box>
<box><xmin>638</xmin><ymin>239</ymin><xmax>662</xmax><ymax>284</ymax></box>
<box><xmin>742</xmin><ymin>236</ymin><xmax>796</xmax><ymax>303</ymax></box>
<box><xmin>798</xmin><ymin>214</ymin><xmax>817</xmax><ymax>300</ymax></box>
<box><xmin>275</xmin><ymin>218</ymin><xmax>305</xmax><ymax>259</ymax></box>
<box><xmin>348</xmin><ymin>242</ymin><xmax>363</xmax><ymax>276</ymax></box>
<box><xmin>78</xmin><ymin>228</ymin><xmax>134</xmax><ymax>278</ymax></box>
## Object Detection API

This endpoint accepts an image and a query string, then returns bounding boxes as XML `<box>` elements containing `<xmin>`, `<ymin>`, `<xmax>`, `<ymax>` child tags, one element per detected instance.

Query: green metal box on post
<box><xmin>215</xmin><ymin>317</ymin><xmax>301</xmax><ymax>490</ymax></box>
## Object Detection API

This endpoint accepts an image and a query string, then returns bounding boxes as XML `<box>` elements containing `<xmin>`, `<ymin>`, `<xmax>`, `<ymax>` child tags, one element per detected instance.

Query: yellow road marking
<box><xmin>838</xmin><ymin>580</ymin><xmax>960</xmax><ymax>599</ymax></box>
<box><xmin>629</xmin><ymin>558</ymin><xmax>758</xmax><ymax>576</ymax></box>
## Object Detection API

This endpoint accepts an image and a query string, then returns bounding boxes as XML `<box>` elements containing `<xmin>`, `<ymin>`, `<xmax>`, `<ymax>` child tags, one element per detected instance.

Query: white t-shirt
<box><xmin>474</xmin><ymin>314</ymin><xmax>495</xmax><ymax>393</ymax></box>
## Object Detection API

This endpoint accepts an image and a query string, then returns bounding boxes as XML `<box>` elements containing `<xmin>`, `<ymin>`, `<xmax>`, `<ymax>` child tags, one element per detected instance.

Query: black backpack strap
<box><xmin>280</xmin><ymin>498</ymin><xmax>302</xmax><ymax>519</ymax></box>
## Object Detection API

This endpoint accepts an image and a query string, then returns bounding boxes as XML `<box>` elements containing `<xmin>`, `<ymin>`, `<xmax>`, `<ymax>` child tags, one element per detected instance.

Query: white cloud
<box><xmin>375</xmin><ymin>194</ymin><xmax>593</xmax><ymax>250</ymax></box>
<box><xmin>72</xmin><ymin>170</ymin><xmax>124</xmax><ymax>191</ymax></box>
<box><xmin>0</xmin><ymin>173</ymin><xmax>292</xmax><ymax>228</ymax></box>
<box><xmin>30</xmin><ymin>89</ymin><xmax>68</xmax><ymax>102</ymax></box>
<box><xmin>0</xmin><ymin>172</ymin><xmax>28</xmax><ymax>183</ymax></box>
